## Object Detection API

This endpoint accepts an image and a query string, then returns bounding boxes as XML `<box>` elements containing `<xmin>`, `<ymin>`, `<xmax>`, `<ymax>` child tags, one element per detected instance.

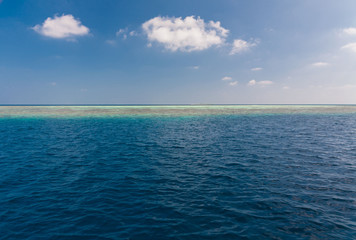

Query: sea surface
<box><xmin>0</xmin><ymin>105</ymin><xmax>356</xmax><ymax>239</ymax></box>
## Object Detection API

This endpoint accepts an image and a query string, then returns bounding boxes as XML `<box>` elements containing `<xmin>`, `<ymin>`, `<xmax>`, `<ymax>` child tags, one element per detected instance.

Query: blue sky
<box><xmin>1</xmin><ymin>0</ymin><xmax>356</xmax><ymax>104</ymax></box>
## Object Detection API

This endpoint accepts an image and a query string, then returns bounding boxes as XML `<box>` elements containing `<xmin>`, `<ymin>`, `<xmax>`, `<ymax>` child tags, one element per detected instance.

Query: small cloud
<box><xmin>343</xmin><ymin>27</ymin><xmax>356</xmax><ymax>35</ymax></box>
<box><xmin>251</xmin><ymin>67</ymin><xmax>263</xmax><ymax>71</ymax></box>
<box><xmin>222</xmin><ymin>76</ymin><xmax>232</xmax><ymax>81</ymax></box>
<box><xmin>116</xmin><ymin>28</ymin><xmax>137</xmax><ymax>39</ymax></box>
<box><xmin>258</xmin><ymin>80</ymin><xmax>273</xmax><ymax>86</ymax></box>
<box><xmin>341</xmin><ymin>42</ymin><xmax>356</xmax><ymax>53</ymax></box>
<box><xmin>50</xmin><ymin>82</ymin><xmax>57</xmax><ymax>86</ymax></box>
<box><xmin>147</xmin><ymin>43</ymin><xmax>152</xmax><ymax>48</ymax></box>
<box><xmin>248</xmin><ymin>79</ymin><xmax>256</xmax><ymax>86</ymax></box>
<box><xmin>283</xmin><ymin>86</ymin><xmax>290</xmax><ymax>90</ymax></box>
<box><xmin>247</xmin><ymin>79</ymin><xmax>273</xmax><ymax>86</ymax></box>
<box><xmin>116</xmin><ymin>28</ymin><xmax>128</xmax><ymax>39</ymax></box>
<box><xmin>264</xmin><ymin>27</ymin><xmax>275</xmax><ymax>33</ymax></box>
<box><xmin>189</xmin><ymin>66</ymin><xmax>199</xmax><ymax>70</ymax></box>
<box><xmin>229</xmin><ymin>81</ymin><xmax>238</xmax><ymax>86</ymax></box>
<box><xmin>230</xmin><ymin>39</ymin><xmax>258</xmax><ymax>55</ymax></box>
<box><xmin>80</xmin><ymin>88</ymin><xmax>88</xmax><ymax>92</ymax></box>
<box><xmin>106</xmin><ymin>39</ymin><xmax>116</xmax><ymax>45</ymax></box>
<box><xmin>311</xmin><ymin>62</ymin><xmax>329</xmax><ymax>67</ymax></box>
<box><xmin>116</xmin><ymin>28</ymin><xmax>126</xmax><ymax>36</ymax></box>
<box><xmin>33</xmin><ymin>14</ymin><xmax>89</xmax><ymax>39</ymax></box>
<box><xmin>142</xmin><ymin>16</ymin><xmax>229</xmax><ymax>52</ymax></box>
<box><xmin>129</xmin><ymin>31</ymin><xmax>137</xmax><ymax>36</ymax></box>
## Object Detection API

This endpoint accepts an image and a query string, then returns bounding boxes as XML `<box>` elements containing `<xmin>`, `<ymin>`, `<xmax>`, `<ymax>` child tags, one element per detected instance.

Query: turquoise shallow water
<box><xmin>0</xmin><ymin>106</ymin><xmax>355</xmax><ymax>239</ymax></box>
<box><xmin>1</xmin><ymin>105</ymin><xmax>356</xmax><ymax>118</ymax></box>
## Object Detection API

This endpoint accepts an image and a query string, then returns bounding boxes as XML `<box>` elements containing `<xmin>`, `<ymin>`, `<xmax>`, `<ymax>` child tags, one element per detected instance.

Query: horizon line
<box><xmin>1</xmin><ymin>103</ymin><xmax>356</xmax><ymax>106</ymax></box>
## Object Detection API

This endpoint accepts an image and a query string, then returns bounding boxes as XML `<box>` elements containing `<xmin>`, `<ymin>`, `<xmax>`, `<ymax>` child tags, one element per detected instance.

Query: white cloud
<box><xmin>229</xmin><ymin>81</ymin><xmax>238</xmax><ymax>86</ymax></box>
<box><xmin>50</xmin><ymin>82</ymin><xmax>57</xmax><ymax>86</ymax></box>
<box><xmin>230</xmin><ymin>39</ymin><xmax>257</xmax><ymax>55</ymax></box>
<box><xmin>116</xmin><ymin>28</ymin><xmax>137</xmax><ymax>39</ymax></box>
<box><xmin>142</xmin><ymin>16</ymin><xmax>229</xmax><ymax>52</ymax></box>
<box><xmin>116</xmin><ymin>29</ymin><xmax>126</xmax><ymax>35</ymax></box>
<box><xmin>116</xmin><ymin>28</ymin><xmax>127</xmax><ymax>39</ymax></box>
<box><xmin>222</xmin><ymin>76</ymin><xmax>232</xmax><ymax>81</ymax></box>
<box><xmin>33</xmin><ymin>14</ymin><xmax>89</xmax><ymax>39</ymax></box>
<box><xmin>283</xmin><ymin>86</ymin><xmax>290</xmax><ymax>90</ymax></box>
<box><xmin>343</xmin><ymin>27</ymin><xmax>356</xmax><ymax>35</ymax></box>
<box><xmin>251</xmin><ymin>67</ymin><xmax>263</xmax><ymax>71</ymax></box>
<box><xmin>248</xmin><ymin>79</ymin><xmax>256</xmax><ymax>86</ymax></box>
<box><xmin>341</xmin><ymin>42</ymin><xmax>356</xmax><ymax>53</ymax></box>
<box><xmin>258</xmin><ymin>80</ymin><xmax>273</xmax><ymax>86</ymax></box>
<box><xmin>311</xmin><ymin>62</ymin><xmax>329</xmax><ymax>67</ymax></box>
<box><xmin>247</xmin><ymin>79</ymin><xmax>273</xmax><ymax>86</ymax></box>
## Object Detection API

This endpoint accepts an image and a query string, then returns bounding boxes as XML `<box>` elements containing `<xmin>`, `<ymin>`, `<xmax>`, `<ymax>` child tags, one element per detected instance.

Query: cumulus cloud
<box><xmin>251</xmin><ymin>67</ymin><xmax>263</xmax><ymax>71</ymax></box>
<box><xmin>229</xmin><ymin>81</ymin><xmax>238</xmax><ymax>86</ymax></box>
<box><xmin>341</xmin><ymin>42</ymin><xmax>356</xmax><ymax>53</ymax></box>
<box><xmin>248</xmin><ymin>79</ymin><xmax>273</xmax><ymax>86</ymax></box>
<box><xmin>343</xmin><ymin>27</ymin><xmax>356</xmax><ymax>35</ymax></box>
<box><xmin>311</xmin><ymin>62</ymin><xmax>329</xmax><ymax>67</ymax></box>
<box><xmin>142</xmin><ymin>16</ymin><xmax>229</xmax><ymax>52</ymax></box>
<box><xmin>248</xmin><ymin>79</ymin><xmax>256</xmax><ymax>86</ymax></box>
<box><xmin>230</xmin><ymin>39</ymin><xmax>257</xmax><ymax>55</ymax></box>
<box><xmin>33</xmin><ymin>14</ymin><xmax>89</xmax><ymax>39</ymax></box>
<box><xmin>222</xmin><ymin>76</ymin><xmax>232</xmax><ymax>81</ymax></box>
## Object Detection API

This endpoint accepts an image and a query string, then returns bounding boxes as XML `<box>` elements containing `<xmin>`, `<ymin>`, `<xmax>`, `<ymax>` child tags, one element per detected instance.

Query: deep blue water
<box><xmin>1</xmin><ymin>114</ymin><xmax>356</xmax><ymax>239</ymax></box>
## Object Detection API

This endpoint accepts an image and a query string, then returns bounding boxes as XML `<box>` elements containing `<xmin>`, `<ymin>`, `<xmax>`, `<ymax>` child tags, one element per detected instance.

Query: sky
<box><xmin>1</xmin><ymin>0</ymin><xmax>356</xmax><ymax>104</ymax></box>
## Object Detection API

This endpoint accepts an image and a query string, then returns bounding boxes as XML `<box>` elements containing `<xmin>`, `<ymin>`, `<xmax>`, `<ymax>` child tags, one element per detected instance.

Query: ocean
<box><xmin>0</xmin><ymin>105</ymin><xmax>355</xmax><ymax>239</ymax></box>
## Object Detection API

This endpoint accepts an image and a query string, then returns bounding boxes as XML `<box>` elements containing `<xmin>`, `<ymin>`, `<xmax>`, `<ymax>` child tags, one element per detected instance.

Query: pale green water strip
<box><xmin>1</xmin><ymin>105</ymin><xmax>356</xmax><ymax>118</ymax></box>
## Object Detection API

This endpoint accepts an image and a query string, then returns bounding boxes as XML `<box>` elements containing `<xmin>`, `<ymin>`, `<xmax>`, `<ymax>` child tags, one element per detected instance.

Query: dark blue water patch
<box><xmin>0</xmin><ymin>114</ymin><xmax>355</xmax><ymax>239</ymax></box>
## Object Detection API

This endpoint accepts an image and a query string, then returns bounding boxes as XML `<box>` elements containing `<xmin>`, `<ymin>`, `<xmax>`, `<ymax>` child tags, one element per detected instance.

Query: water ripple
<box><xmin>0</xmin><ymin>114</ymin><xmax>355</xmax><ymax>239</ymax></box>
